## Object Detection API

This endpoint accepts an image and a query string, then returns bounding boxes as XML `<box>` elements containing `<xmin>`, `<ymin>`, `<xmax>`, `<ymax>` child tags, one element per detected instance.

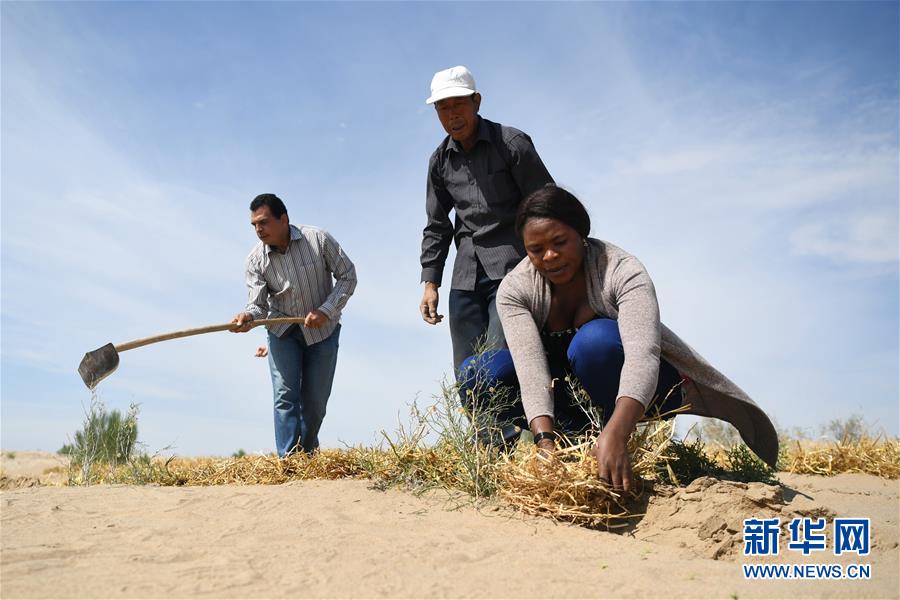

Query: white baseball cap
<box><xmin>426</xmin><ymin>66</ymin><xmax>477</xmax><ymax>104</ymax></box>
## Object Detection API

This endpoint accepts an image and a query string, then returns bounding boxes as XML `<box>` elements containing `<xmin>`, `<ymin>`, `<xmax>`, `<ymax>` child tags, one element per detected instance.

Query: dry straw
<box><xmin>780</xmin><ymin>436</ymin><xmax>900</xmax><ymax>479</ymax></box>
<box><xmin>109</xmin><ymin>411</ymin><xmax>686</xmax><ymax>528</ymax></box>
<box><xmin>162</xmin><ymin>449</ymin><xmax>369</xmax><ymax>485</ymax></box>
<box><xmin>497</xmin><ymin>418</ymin><xmax>676</xmax><ymax>527</ymax></box>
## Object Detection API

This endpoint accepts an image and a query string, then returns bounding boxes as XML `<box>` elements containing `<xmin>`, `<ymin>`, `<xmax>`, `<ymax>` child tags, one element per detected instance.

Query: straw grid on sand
<box><xmin>69</xmin><ymin>417</ymin><xmax>899</xmax><ymax>529</ymax></box>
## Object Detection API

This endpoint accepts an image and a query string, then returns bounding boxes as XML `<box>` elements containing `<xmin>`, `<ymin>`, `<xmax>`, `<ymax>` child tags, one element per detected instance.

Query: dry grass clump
<box><xmin>499</xmin><ymin>444</ymin><xmax>627</xmax><ymax>526</ymax></box>
<box><xmin>498</xmin><ymin>419</ymin><xmax>676</xmax><ymax>527</ymax></box>
<box><xmin>780</xmin><ymin>436</ymin><xmax>900</xmax><ymax>478</ymax></box>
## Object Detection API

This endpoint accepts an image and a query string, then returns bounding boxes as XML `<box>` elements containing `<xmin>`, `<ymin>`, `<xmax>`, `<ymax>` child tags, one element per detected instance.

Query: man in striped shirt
<box><xmin>231</xmin><ymin>194</ymin><xmax>357</xmax><ymax>457</ymax></box>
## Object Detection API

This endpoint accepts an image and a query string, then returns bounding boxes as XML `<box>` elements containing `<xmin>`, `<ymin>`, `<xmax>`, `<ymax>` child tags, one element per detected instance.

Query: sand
<box><xmin>1</xmin><ymin>451</ymin><xmax>897</xmax><ymax>599</ymax></box>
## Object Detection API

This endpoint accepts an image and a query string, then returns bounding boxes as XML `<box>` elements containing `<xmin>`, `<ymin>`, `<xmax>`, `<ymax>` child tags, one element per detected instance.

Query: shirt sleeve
<box><xmin>611</xmin><ymin>256</ymin><xmax>662</xmax><ymax>408</ymax></box>
<box><xmin>495</xmin><ymin>276</ymin><xmax>555</xmax><ymax>423</ymax></box>
<box><xmin>244</xmin><ymin>254</ymin><xmax>268</xmax><ymax>321</ymax></box>
<box><xmin>507</xmin><ymin>132</ymin><xmax>554</xmax><ymax>198</ymax></box>
<box><xmin>317</xmin><ymin>231</ymin><xmax>358</xmax><ymax>319</ymax></box>
<box><xmin>420</xmin><ymin>152</ymin><xmax>454</xmax><ymax>285</ymax></box>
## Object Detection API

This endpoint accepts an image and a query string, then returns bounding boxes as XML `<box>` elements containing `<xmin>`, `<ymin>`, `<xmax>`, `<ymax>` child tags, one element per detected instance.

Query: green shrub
<box><xmin>724</xmin><ymin>443</ymin><xmax>778</xmax><ymax>485</ymax></box>
<box><xmin>658</xmin><ymin>438</ymin><xmax>777</xmax><ymax>486</ymax></box>
<box><xmin>60</xmin><ymin>397</ymin><xmax>140</xmax><ymax>484</ymax></box>
<box><xmin>657</xmin><ymin>438</ymin><xmax>719</xmax><ymax>485</ymax></box>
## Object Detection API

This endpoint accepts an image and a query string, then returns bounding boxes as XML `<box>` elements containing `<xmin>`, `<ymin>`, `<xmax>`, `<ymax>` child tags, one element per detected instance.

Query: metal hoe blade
<box><xmin>78</xmin><ymin>343</ymin><xmax>120</xmax><ymax>390</ymax></box>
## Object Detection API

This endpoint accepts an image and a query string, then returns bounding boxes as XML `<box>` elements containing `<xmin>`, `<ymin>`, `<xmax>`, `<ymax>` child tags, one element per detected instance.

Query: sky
<box><xmin>2</xmin><ymin>1</ymin><xmax>897</xmax><ymax>456</ymax></box>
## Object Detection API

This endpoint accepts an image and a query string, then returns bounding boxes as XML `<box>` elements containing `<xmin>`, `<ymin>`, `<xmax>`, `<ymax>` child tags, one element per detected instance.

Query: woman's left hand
<box><xmin>593</xmin><ymin>396</ymin><xmax>644</xmax><ymax>493</ymax></box>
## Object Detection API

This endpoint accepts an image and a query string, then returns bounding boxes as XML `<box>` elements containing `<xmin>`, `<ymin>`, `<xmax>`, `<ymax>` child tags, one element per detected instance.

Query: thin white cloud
<box><xmin>791</xmin><ymin>214</ymin><xmax>898</xmax><ymax>264</ymax></box>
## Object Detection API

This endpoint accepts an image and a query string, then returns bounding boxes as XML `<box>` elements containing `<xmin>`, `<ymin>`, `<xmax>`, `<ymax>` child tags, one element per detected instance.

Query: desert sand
<box><xmin>1</xmin><ymin>451</ymin><xmax>897</xmax><ymax>599</ymax></box>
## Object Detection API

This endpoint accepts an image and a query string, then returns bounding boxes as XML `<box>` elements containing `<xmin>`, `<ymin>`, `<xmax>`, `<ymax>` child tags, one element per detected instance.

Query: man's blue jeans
<box><xmin>267</xmin><ymin>324</ymin><xmax>341</xmax><ymax>456</ymax></box>
<box><xmin>448</xmin><ymin>262</ymin><xmax>505</xmax><ymax>372</ymax></box>
<box><xmin>458</xmin><ymin>318</ymin><xmax>683</xmax><ymax>434</ymax></box>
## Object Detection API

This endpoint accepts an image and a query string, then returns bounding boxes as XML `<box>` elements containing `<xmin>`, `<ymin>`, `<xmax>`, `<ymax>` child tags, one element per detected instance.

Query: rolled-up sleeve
<box><xmin>612</xmin><ymin>257</ymin><xmax>662</xmax><ymax>408</ymax></box>
<box><xmin>420</xmin><ymin>152</ymin><xmax>454</xmax><ymax>285</ymax></box>
<box><xmin>496</xmin><ymin>276</ymin><xmax>555</xmax><ymax>423</ymax></box>
<box><xmin>318</xmin><ymin>231</ymin><xmax>357</xmax><ymax>319</ymax></box>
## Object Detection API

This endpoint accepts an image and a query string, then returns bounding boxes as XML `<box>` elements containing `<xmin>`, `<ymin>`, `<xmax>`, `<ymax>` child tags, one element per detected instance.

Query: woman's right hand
<box><xmin>530</xmin><ymin>415</ymin><xmax>557</xmax><ymax>456</ymax></box>
<box><xmin>536</xmin><ymin>437</ymin><xmax>556</xmax><ymax>456</ymax></box>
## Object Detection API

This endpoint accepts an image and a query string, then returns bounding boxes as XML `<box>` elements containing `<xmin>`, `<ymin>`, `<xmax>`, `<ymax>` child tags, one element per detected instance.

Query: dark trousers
<box><xmin>457</xmin><ymin>318</ymin><xmax>683</xmax><ymax>433</ymax></box>
<box><xmin>448</xmin><ymin>262</ymin><xmax>506</xmax><ymax>372</ymax></box>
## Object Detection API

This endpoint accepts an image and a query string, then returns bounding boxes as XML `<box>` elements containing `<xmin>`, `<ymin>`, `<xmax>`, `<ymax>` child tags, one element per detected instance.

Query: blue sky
<box><xmin>2</xmin><ymin>2</ymin><xmax>897</xmax><ymax>455</ymax></box>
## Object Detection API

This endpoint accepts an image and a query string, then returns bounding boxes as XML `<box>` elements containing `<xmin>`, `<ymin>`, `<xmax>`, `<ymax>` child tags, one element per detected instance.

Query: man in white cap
<box><xmin>419</xmin><ymin>65</ymin><xmax>554</xmax><ymax>375</ymax></box>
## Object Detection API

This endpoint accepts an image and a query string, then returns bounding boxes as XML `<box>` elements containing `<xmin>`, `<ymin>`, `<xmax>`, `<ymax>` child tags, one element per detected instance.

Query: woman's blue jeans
<box><xmin>267</xmin><ymin>324</ymin><xmax>341</xmax><ymax>456</ymax></box>
<box><xmin>458</xmin><ymin>318</ymin><xmax>683</xmax><ymax>435</ymax></box>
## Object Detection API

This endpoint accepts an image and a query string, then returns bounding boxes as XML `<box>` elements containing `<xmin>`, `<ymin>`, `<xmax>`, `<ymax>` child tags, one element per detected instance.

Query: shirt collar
<box><xmin>266</xmin><ymin>224</ymin><xmax>302</xmax><ymax>254</ymax></box>
<box><xmin>446</xmin><ymin>116</ymin><xmax>490</xmax><ymax>155</ymax></box>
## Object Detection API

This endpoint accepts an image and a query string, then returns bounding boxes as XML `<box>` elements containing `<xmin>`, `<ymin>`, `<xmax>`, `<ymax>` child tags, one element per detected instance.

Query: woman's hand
<box><xmin>593</xmin><ymin>397</ymin><xmax>644</xmax><ymax>493</ymax></box>
<box><xmin>535</xmin><ymin>437</ymin><xmax>556</xmax><ymax>456</ymax></box>
<box><xmin>593</xmin><ymin>427</ymin><xmax>633</xmax><ymax>492</ymax></box>
<box><xmin>530</xmin><ymin>415</ymin><xmax>557</xmax><ymax>456</ymax></box>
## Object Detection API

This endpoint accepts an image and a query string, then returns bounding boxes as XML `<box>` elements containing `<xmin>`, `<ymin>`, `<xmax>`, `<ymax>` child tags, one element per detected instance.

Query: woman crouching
<box><xmin>458</xmin><ymin>185</ymin><xmax>778</xmax><ymax>492</ymax></box>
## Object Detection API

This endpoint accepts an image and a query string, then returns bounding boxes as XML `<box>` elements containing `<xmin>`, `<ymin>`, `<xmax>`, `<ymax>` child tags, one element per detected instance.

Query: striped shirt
<box><xmin>420</xmin><ymin>116</ymin><xmax>553</xmax><ymax>290</ymax></box>
<box><xmin>244</xmin><ymin>224</ymin><xmax>357</xmax><ymax>343</ymax></box>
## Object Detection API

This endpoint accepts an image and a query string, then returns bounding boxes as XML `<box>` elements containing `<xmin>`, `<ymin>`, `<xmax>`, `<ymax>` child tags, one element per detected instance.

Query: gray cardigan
<box><xmin>496</xmin><ymin>238</ymin><xmax>779</xmax><ymax>467</ymax></box>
